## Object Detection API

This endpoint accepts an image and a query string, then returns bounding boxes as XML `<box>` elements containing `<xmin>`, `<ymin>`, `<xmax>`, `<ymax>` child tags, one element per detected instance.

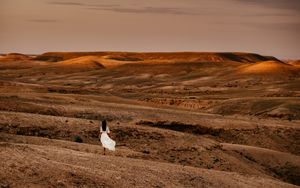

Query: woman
<box><xmin>99</xmin><ymin>120</ymin><xmax>116</xmax><ymax>155</ymax></box>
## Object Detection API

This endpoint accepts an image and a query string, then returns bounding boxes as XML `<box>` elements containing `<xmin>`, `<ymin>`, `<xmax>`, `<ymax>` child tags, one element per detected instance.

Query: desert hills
<box><xmin>0</xmin><ymin>53</ymin><xmax>31</xmax><ymax>61</ymax></box>
<box><xmin>238</xmin><ymin>60</ymin><xmax>297</xmax><ymax>75</ymax></box>
<box><xmin>4</xmin><ymin>51</ymin><xmax>298</xmax><ymax>74</ymax></box>
<box><xmin>33</xmin><ymin>51</ymin><xmax>280</xmax><ymax>63</ymax></box>
<box><xmin>23</xmin><ymin>51</ymin><xmax>298</xmax><ymax>74</ymax></box>
<box><xmin>0</xmin><ymin>51</ymin><xmax>299</xmax><ymax>187</ymax></box>
<box><xmin>53</xmin><ymin>56</ymin><xmax>105</xmax><ymax>69</ymax></box>
<box><xmin>288</xmin><ymin>60</ymin><xmax>300</xmax><ymax>67</ymax></box>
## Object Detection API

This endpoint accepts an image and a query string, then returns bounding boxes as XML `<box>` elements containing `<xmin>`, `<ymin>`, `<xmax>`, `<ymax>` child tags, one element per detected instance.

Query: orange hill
<box><xmin>288</xmin><ymin>60</ymin><xmax>300</xmax><ymax>66</ymax></box>
<box><xmin>52</xmin><ymin>56</ymin><xmax>105</xmax><ymax>69</ymax></box>
<box><xmin>33</xmin><ymin>52</ymin><xmax>279</xmax><ymax>63</ymax></box>
<box><xmin>0</xmin><ymin>53</ymin><xmax>30</xmax><ymax>61</ymax></box>
<box><xmin>238</xmin><ymin>60</ymin><xmax>297</xmax><ymax>74</ymax></box>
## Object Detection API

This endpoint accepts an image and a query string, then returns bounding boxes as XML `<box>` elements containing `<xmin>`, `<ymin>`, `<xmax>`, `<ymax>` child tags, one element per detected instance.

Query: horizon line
<box><xmin>1</xmin><ymin>50</ymin><xmax>299</xmax><ymax>60</ymax></box>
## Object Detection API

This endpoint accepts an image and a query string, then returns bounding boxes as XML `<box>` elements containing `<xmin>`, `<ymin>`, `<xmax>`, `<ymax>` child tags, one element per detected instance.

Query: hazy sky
<box><xmin>0</xmin><ymin>0</ymin><xmax>299</xmax><ymax>58</ymax></box>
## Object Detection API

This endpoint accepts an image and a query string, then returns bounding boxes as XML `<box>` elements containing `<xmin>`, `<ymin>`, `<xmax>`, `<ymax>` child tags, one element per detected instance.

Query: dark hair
<box><xmin>102</xmin><ymin>120</ymin><xmax>107</xmax><ymax>131</ymax></box>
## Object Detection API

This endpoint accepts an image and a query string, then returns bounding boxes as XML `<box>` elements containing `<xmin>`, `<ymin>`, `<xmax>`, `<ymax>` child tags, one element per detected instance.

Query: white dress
<box><xmin>100</xmin><ymin>126</ymin><xmax>116</xmax><ymax>151</ymax></box>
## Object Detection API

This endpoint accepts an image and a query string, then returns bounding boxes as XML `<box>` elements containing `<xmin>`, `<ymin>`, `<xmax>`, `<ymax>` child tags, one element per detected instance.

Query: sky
<box><xmin>0</xmin><ymin>0</ymin><xmax>299</xmax><ymax>59</ymax></box>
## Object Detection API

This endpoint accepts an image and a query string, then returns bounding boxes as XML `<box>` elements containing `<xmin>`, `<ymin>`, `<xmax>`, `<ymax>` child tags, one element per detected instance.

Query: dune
<box><xmin>238</xmin><ymin>60</ymin><xmax>297</xmax><ymax>74</ymax></box>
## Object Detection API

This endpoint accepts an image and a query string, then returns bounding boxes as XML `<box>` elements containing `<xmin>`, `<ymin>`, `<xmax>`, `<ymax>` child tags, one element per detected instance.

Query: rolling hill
<box><xmin>238</xmin><ymin>60</ymin><xmax>297</xmax><ymax>75</ymax></box>
<box><xmin>33</xmin><ymin>51</ymin><xmax>280</xmax><ymax>63</ymax></box>
<box><xmin>0</xmin><ymin>51</ymin><xmax>299</xmax><ymax>187</ymax></box>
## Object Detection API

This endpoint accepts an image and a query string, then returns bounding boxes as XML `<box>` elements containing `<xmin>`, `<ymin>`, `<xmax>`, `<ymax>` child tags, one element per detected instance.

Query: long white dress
<box><xmin>100</xmin><ymin>126</ymin><xmax>116</xmax><ymax>151</ymax></box>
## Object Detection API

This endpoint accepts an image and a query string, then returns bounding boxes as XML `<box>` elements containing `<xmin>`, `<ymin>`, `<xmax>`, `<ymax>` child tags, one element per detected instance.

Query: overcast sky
<box><xmin>0</xmin><ymin>0</ymin><xmax>299</xmax><ymax>59</ymax></box>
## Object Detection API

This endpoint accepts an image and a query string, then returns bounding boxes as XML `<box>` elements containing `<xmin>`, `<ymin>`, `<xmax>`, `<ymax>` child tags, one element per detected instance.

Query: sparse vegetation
<box><xmin>74</xmin><ymin>135</ymin><xmax>83</xmax><ymax>143</ymax></box>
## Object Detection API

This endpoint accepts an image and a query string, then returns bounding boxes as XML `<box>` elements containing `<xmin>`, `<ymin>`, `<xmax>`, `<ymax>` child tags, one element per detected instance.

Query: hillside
<box><xmin>0</xmin><ymin>53</ymin><xmax>31</xmax><ymax>61</ymax></box>
<box><xmin>0</xmin><ymin>135</ymin><xmax>298</xmax><ymax>188</ymax></box>
<box><xmin>289</xmin><ymin>60</ymin><xmax>300</xmax><ymax>66</ymax></box>
<box><xmin>53</xmin><ymin>56</ymin><xmax>105</xmax><ymax>69</ymax></box>
<box><xmin>238</xmin><ymin>60</ymin><xmax>297</xmax><ymax>74</ymax></box>
<box><xmin>33</xmin><ymin>51</ymin><xmax>280</xmax><ymax>63</ymax></box>
<box><xmin>0</xmin><ymin>51</ymin><xmax>299</xmax><ymax>187</ymax></box>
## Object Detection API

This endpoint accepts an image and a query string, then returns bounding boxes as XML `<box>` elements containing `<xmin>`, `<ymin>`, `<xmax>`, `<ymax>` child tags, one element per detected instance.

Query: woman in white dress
<box><xmin>100</xmin><ymin>120</ymin><xmax>116</xmax><ymax>155</ymax></box>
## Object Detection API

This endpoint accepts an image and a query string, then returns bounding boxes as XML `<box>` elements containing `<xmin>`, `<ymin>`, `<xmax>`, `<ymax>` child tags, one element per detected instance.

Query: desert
<box><xmin>0</xmin><ymin>51</ymin><xmax>299</xmax><ymax>187</ymax></box>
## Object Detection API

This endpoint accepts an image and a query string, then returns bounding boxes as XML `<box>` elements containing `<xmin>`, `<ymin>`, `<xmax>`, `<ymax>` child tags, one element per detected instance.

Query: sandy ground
<box><xmin>0</xmin><ymin>52</ymin><xmax>299</xmax><ymax>187</ymax></box>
